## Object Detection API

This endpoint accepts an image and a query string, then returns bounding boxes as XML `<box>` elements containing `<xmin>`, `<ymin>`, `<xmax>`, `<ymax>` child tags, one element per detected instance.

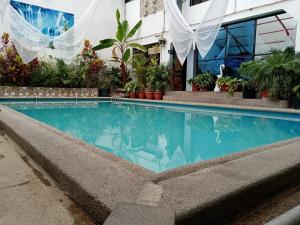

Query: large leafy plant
<box><xmin>239</xmin><ymin>47</ymin><xmax>300</xmax><ymax>100</ymax></box>
<box><xmin>124</xmin><ymin>80</ymin><xmax>138</xmax><ymax>93</ymax></box>
<box><xmin>0</xmin><ymin>32</ymin><xmax>38</xmax><ymax>86</ymax></box>
<box><xmin>77</xmin><ymin>40</ymin><xmax>106</xmax><ymax>88</ymax></box>
<box><xmin>132</xmin><ymin>53</ymin><xmax>149</xmax><ymax>91</ymax></box>
<box><xmin>188</xmin><ymin>72</ymin><xmax>214</xmax><ymax>89</ymax></box>
<box><xmin>93</xmin><ymin>9</ymin><xmax>146</xmax><ymax>86</ymax></box>
<box><xmin>146</xmin><ymin>57</ymin><xmax>170</xmax><ymax>91</ymax></box>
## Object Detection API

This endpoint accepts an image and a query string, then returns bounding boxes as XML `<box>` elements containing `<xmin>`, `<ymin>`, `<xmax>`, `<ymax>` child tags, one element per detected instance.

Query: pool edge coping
<box><xmin>1</xmin><ymin>101</ymin><xmax>300</xmax><ymax>182</ymax></box>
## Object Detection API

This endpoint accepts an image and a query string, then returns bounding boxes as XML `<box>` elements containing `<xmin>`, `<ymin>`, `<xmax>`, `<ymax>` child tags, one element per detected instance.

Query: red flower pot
<box><xmin>261</xmin><ymin>90</ymin><xmax>269</xmax><ymax>99</ymax></box>
<box><xmin>138</xmin><ymin>91</ymin><xmax>146</xmax><ymax>99</ymax></box>
<box><xmin>221</xmin><ymin>85</ymin><xmax>229</xmax><ymax>92</ymax></box>
<box><xmin>199</xmin><ymin>87</ymin><xmax>208</xmax><ymax>92</ymax></box>
<box><xmin>128</xmin><ymin>92</ymin><xmax>137</xmax><ymax>98</ymax></box>
<box><xmin>192</xmin><ymin>85</ymin><xmax>200</xmax><ymax>92</ymax></box>
<box><xmin>153</xmin><ymin>92</ymin><xmax>163</xmax><ymax>100</ymax></box>
<box><xmin>145</xmin><ymin>92</ymin><xmax>154</xmax><ymax>100</ymax></box>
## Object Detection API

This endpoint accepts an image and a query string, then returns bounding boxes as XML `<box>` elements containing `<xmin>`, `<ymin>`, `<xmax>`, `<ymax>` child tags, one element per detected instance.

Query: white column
<box><xmin>186</xmin><ymin>49</ymin><xmax>196</xmax><ymax>91</ymax></box>
<box><xmin>295</xmin><ymin>24</ymin><xmax>300</xmax><ymax>54</ymax></box>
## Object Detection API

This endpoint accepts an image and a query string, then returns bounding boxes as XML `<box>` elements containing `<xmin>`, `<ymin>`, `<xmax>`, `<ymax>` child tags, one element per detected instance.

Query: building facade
<box><xmin>123</xmin><ymin>0</ymin><xmax>300</xmax><ymax>90</ymax></box>
<box><xmin>5</xmin><ymin>0</ymin><xmax>300</xmax><ymax>91</ymax></box>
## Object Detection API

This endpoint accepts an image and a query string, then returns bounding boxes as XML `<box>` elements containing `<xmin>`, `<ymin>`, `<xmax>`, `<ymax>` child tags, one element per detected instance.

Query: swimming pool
<box><xmin>3</xmin><ymin>99</ymin><xmax>300</xmax><ymax>172</ymax></box>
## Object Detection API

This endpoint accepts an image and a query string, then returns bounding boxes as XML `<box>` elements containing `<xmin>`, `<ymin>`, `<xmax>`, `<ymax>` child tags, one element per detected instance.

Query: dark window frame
<box><xmin>190</xmin><ymin>0</ymin><xmax>209</xmax><ymax>7</ymax></box>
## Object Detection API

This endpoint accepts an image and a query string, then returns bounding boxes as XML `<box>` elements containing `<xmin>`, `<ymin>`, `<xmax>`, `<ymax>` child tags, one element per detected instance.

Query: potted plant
<box><xmin>242</xmin><ymin>81</ymin><xmax>256</xmax><ymax>99</ymax></box>
<box><xmin>132</xmin><ymin>53</ymin><xmax>148</xmax><ymax>99</ymax></box>
<box><xmin>292</xmin><ymin>85</ymin><xmax>300</xmax><ymax>109</ymax></box>
<box><xmin>195</xmin><ymin>72</ymin><xmax>214</xmax><ymax>91</ymax></box>
<box><xmin>239</xmin><ymin>47</ymin><xmax>300</xmax><ymax>100</ymax></box>
<box><xmin>124</xmin><ymin>81</ymin><xmax>138</xmax><ymax>98</ymax></box>
<box><xmin>188</xmin><ymin>77</ymin><xmax>200</xmax><ymax>92</ymax></box>
<box><xmin>145</xmin><ymin>73</ymin><xmax>155</xmax><ymax>100</ymax></box>
<box><xmin>227</xmin><ymin>77</ymin><xmax>243</xmax><ymax>96</ymax></box>
<box><xmin>216</xmin><ymin>76</ymin><xmax>232</xmax><ymax>92</ymax></box>
<box><xmin>146</xmin><ymin>57</ymin><xmax>170</xmax><ymax>100</ymax></box>
<box><xmin>153</xmin><ymin>65</ymin><xmax>170</xmax><ymax>100</ymax></box>
<box><xmin>98</xmin><ymin>75</ymin><xmax>111</xmax><ymax>97</ymax></box>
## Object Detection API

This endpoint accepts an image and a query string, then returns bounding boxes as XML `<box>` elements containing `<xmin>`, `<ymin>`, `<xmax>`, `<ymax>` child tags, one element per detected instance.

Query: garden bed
<box><xmin>0</xmin><ymin>86</ymin><xmax>98</xmax><ymax>98</ymax></box>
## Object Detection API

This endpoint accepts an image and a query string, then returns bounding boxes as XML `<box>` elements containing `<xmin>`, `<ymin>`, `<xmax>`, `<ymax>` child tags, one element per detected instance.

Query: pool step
<box><xmin>163</xmin><ymin>91</ymin><xmax>289</xmax><ymax>108</ymax></box>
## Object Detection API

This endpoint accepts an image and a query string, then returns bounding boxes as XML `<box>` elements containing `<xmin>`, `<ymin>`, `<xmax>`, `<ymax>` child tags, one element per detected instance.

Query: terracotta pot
<box><xmin>138</xmin><ymin>91</ymin><xmax>146</xmax><ymax>99</ymax></box>
<box><xmin>128</xmin><ymin>92</ymin><xmax>137</xmax><ymax>99</ymax></box>
<box><xmin>261</xmin><ymin>90</ymin><xmax>269</xmax><ymax>99</ymax></box>
<box><xmin>192</xmin><ymin>85</ymin><xmax>200</xmax><ymax>92</ymax></box>
<box><xmin>220</xmin><ymin>85</ymin><xmax>229</xmax><ymax>92</ymax></box>
<box><xmin>145</xmin><ymin>92</ymin><xmax>154</xmax><ymax>100</ymax></box>
<box><xmin>199</xmin><ymin>87</ymin><xmax>208</xmax><ymax>92</ymax></box>
<box><xmin>153</xmin><ymin>92</ymin><xmax>163</xmax><ymax>100</ymax></box>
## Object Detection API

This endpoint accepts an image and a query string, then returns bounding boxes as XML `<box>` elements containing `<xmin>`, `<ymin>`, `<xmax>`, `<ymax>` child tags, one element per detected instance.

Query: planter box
<box><xmin>0</xmin><ymin>86</ymin><xmax>98</xmax><ymax>98</ymax></box>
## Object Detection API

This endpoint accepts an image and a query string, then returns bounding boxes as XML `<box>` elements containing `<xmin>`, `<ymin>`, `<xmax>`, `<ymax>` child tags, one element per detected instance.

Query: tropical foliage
<box><xmin>188</xmin><ymin>72</ymin><xmax>215</xmax><ymax>89</ymax></box>
<box><xmin>239</xmin><ymin>47</ymin><xmax>300</xmax><ymax>100</ymax></box>
<box><xmin>132</xmin><ymin>53</ymin><xmax>149</xmax><ymax>91</ymax></box>
<box><xmin>146</xmin><ymin>57</ymin><xmax>170</xmax><ymax>91</ymax></box>
<box><xmin>124</xmin><ymin>80</ymin><xmax>138</xmax><ymax>93</ymax></box>
<box><xmin>93</xmin><ymin>9</ymin><xmax>146</xmax><ymax>86</ymax></box>
<box><xmin>0</xmin><ymin>32</ymin><xmax>38</xmax><ymax>86</ymax></box>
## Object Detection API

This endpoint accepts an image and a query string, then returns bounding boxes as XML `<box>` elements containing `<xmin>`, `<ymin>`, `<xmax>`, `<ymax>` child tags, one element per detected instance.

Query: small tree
<box><xmin>93</xmin><ymin>9</ymin><xmax>146</xmax><ymax>86</ymax></box>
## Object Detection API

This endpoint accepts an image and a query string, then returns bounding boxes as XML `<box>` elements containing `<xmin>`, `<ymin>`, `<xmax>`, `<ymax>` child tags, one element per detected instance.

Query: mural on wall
<box><xmin>10</xmin><ymin>0</ymin><xmax>74</xmax><ymax>38</ymax></box>
<box><xmin>140</xmin><ymin>0</ymin><xmax>163</xmax><ymax>17</ymax></box>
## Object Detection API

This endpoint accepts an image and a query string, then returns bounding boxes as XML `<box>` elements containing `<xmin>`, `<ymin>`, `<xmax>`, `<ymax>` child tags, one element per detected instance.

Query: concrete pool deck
<box><xmin>0</xmin><ymin>100</ymin><xmax>300</xmax><ymax>224</ymax></box>
<box><xmin>0</xmin><ymin>130</ymin><xmax>95</xmax><ymax>225</ymax></box>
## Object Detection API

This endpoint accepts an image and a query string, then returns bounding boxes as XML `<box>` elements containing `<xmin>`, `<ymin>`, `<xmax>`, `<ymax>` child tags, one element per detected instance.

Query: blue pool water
<box><xmin>4</xmin><ymin>100</ymin><xmax>300</xmax><ymax>172</ymax></box>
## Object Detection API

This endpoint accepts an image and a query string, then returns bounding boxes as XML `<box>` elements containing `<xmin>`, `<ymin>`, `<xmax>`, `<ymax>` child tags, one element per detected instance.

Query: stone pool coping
<box><xmin>0</xmin><ymin>99</ymin><xmax>300</xmax><ymax>224</ymax></box>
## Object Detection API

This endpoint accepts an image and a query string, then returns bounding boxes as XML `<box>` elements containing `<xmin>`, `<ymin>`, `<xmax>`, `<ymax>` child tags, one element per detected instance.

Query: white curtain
<box><xmin>0</xmin><ymin>0</ymin><xmax>99</xmax><ymax>63</ymax></box>
<box><xmin>163</xmin><ymin>0</ymin><xmax>229</xmax><ymax>64</ymax></box>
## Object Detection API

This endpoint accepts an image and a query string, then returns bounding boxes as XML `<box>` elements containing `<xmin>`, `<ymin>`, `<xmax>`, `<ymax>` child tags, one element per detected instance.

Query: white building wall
<box><xmin>5</xmin><ymin>0</ymin><xmax>300</xmax><ymax>69</ymax></box>
<box><xmin>125</xmin><ymin>0</ymin><xmax>300</xmax><ymax>86</ymax></box>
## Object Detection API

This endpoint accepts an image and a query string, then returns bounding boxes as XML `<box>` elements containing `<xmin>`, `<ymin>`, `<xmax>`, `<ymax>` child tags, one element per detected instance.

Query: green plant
<box><xmin>105</xmin><ymin>66</ymin><xmax>122</xmax><ymax>88</ymax></box>
<box><xmin>31</xmin><ymin>58</ymin><xmax>86</xmax><ymax>88</ymax></box>
<box><xmin>189</xmin><ymin>72</ymin><xmax>214</xmax><ymax>89</ymax></box>
<box><xmin>146</xmin><ymin>57</ymin><xmax>170</xmax><ymax>91</ymax></box>
<box><xmin>93</xmin><ymin>9</ymin><xmax>146</xmax><ymax>86</ymax></box>
<box><xmin>98</xmin><ymin>74</ymin><xmax>112</xmax><ymax>90</ymax></box>
<box><xmin>216</xmin><ymin>76</ymin><xmax>232</xmax><ymax>87</ymax></box>
<box><xmin>239</xmin><ymin>47</ymin><xmax>300</xmax><ymax>100</ymax></box>
<box><xmin>293</xmin><ymin>85</ymin><xmax>300</xmax><ymax>99</ymax></box>
<box><xmin>31</xmin><ymin>58</ymin><xmax>62</xmax><ymax>87</ymax></box>
<box><xmin>188</xmin><ymin>77</ymin><xmax>197</xmax><ymax>86</ymax></box>
<box><xmin>132</xmin><ymin>53</ymin><xmax>149</xmax><ymax>91</ymax></box>
<box><xmin>64</xmin><ymin>63</ymin><xmax>86</xmax><ymax>88</ymax></box>
<box><xmin>227</xmin><ymin>78</ymin><xmax>243</xmax><ymax>95</ymax></box>
<box><xmin>124</xmin><ymin>80</ymin><xmax>138</xmax><ymax>93</ymax></box>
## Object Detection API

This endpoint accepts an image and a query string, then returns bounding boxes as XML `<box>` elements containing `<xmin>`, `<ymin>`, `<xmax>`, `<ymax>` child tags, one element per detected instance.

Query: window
<box><xmin>190</xmin><ymin>0</ymin><xmax>209</xmax><ymax>6</ymax></box>
<box><xmin>196</xmin><ymin>13</ymin><xmax>297</xmax><ymax>76</ymax></box>
<box><xmin>197</xmin><ymin>20</ymin><xmax>256</xmax><ymax>76</ymax></box>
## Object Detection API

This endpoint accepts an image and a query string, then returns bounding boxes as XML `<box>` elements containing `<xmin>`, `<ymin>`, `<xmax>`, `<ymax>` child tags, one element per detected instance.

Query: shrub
<box><xmin>125</xmin><ymin>81</ymin><xmax>138</xmax><ymax>93</ymax></box>
<box><xmin>146</xmin><ymin>57</ymin><xmax>170</xmax><ymax>91</ymax></box>
<box><xmin>188</xmin><ymin>72</ymin><xmax>215</xmax><ymax>89</ymax></box>
<box><xmin>0</xmin><ymin>32</ymin><xmax>38</xmax><ymax>86</ymax></box>
<box><xmin>77</xmin><ymin>40</ymin><xmax>106</xmax><ymax>88</ymax></box>
<box><xmin>239</xmin><ymin>47</ymin><xmax>300</xmax><ymax>100</ymax></box>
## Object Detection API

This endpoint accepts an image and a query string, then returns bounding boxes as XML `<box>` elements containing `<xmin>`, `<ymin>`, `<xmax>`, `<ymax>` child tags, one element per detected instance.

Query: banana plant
<box><xmin>93</xmin><ymin>9</ymin><xmax>146</xmax><ymax>86</ymax></box>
